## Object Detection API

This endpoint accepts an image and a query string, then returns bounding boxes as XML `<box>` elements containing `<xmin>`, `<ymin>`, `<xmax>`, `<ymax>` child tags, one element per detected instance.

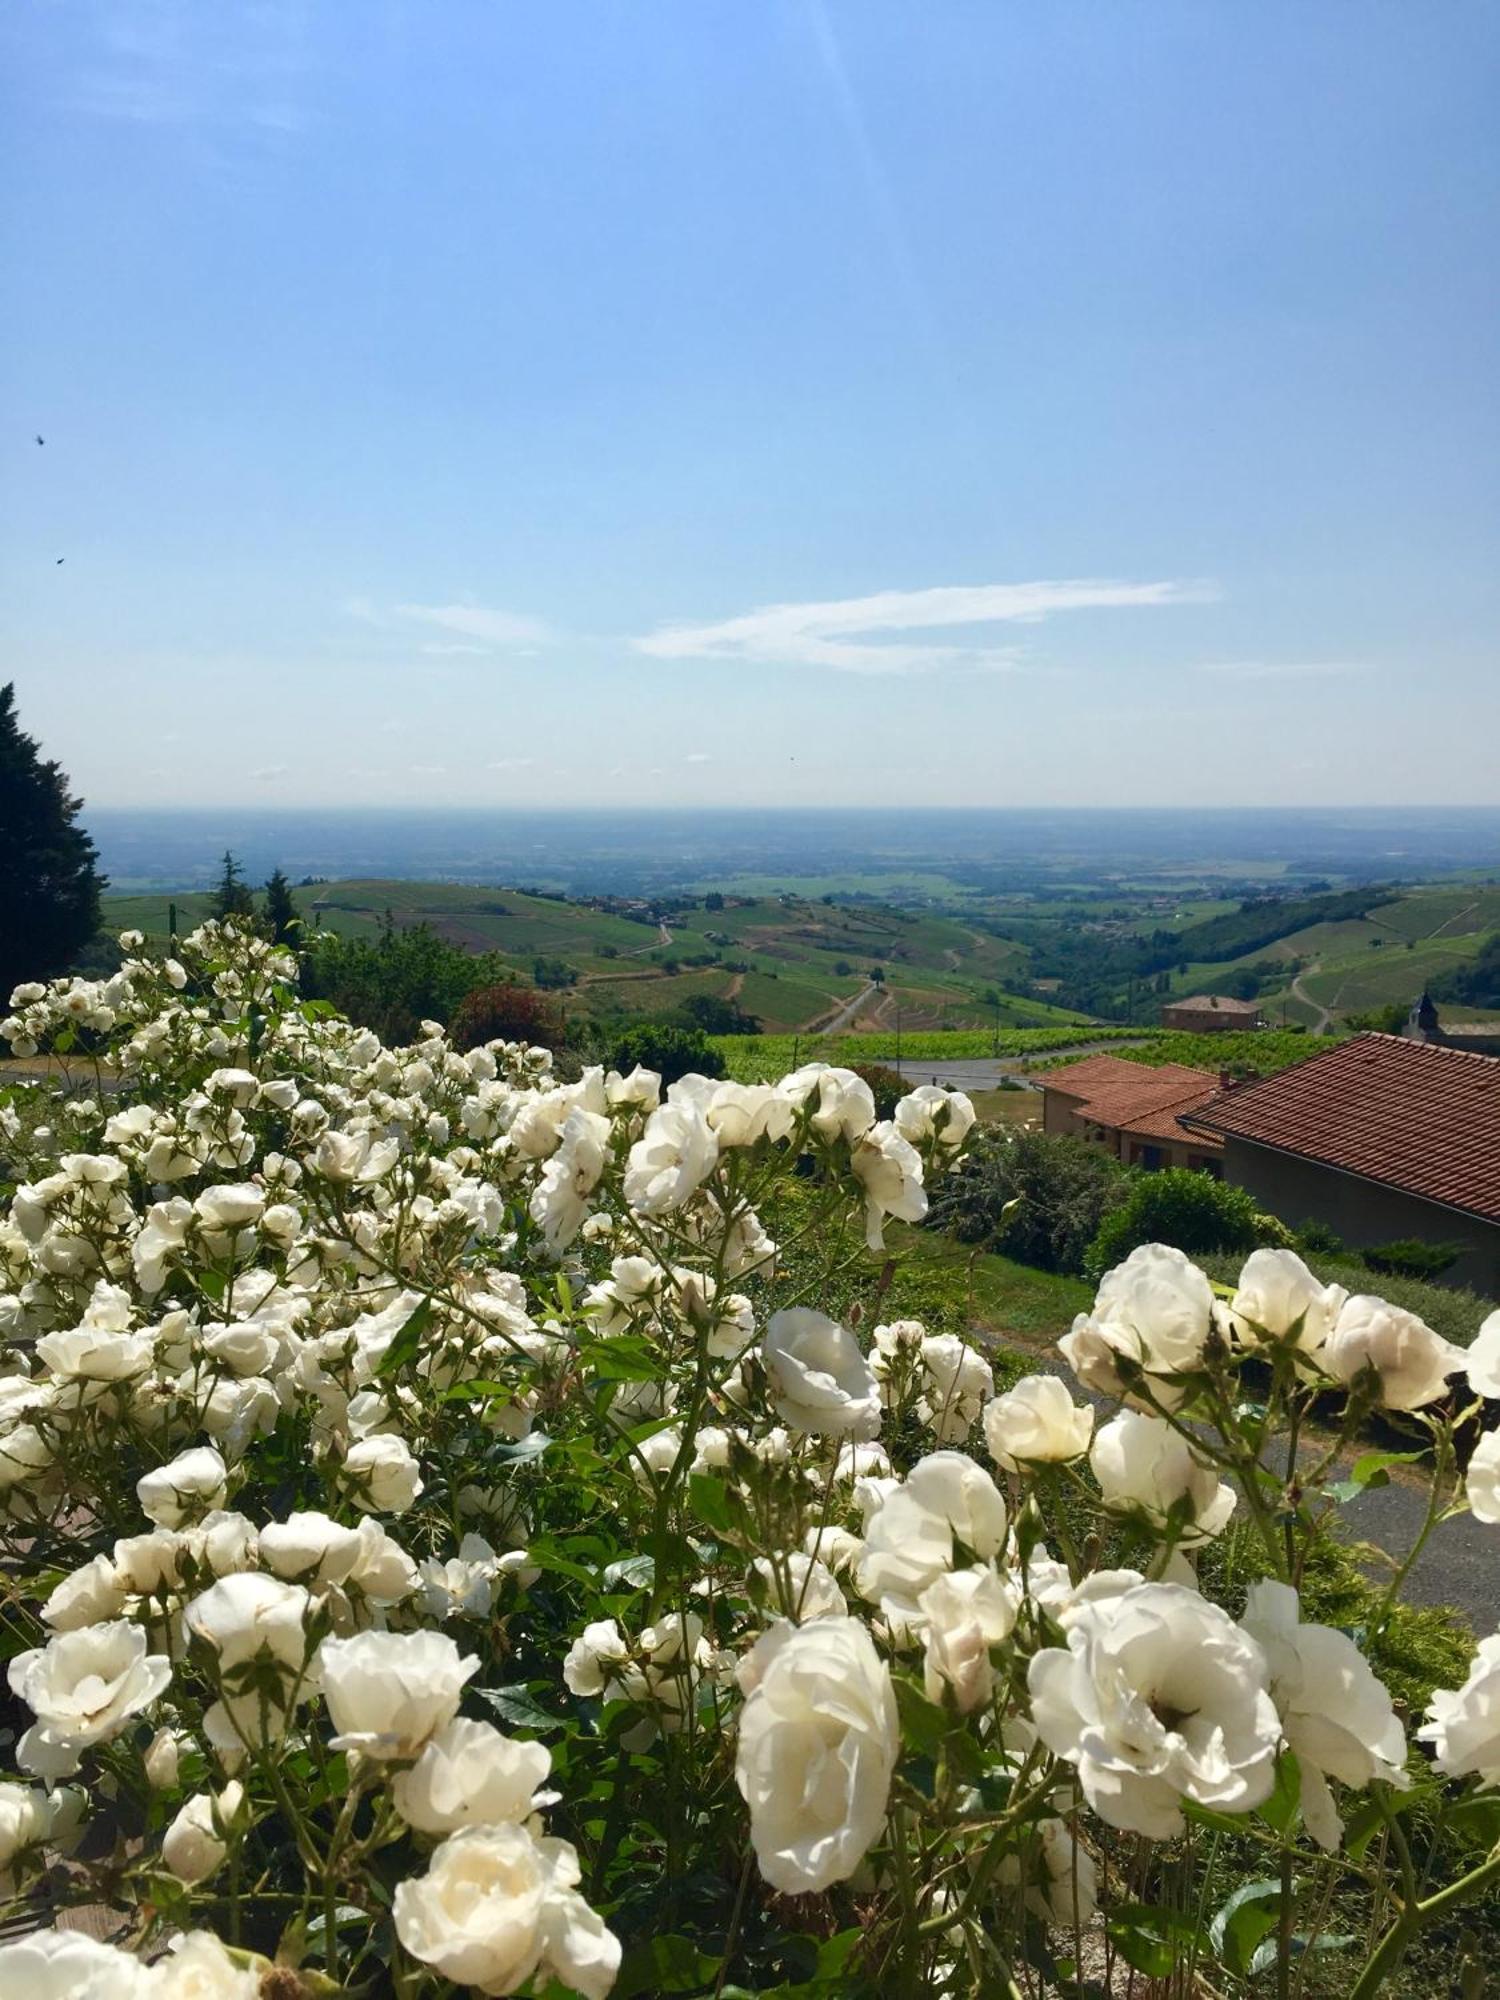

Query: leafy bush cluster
<box><xmin>0</xmin><ymin>926</ymin><xmax>1498</xmax><ymax>1998</ymax></box>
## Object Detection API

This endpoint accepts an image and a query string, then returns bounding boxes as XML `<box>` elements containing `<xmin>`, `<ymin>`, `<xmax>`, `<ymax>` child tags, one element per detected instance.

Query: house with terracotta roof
<box><xmin>1041</xmin><ymin>1054</ymin><xmax>1225</xmax><ymax>1173</ymax></box>
<box><xmin>1159</xmin><ymin>994</ymin><xmax>1264</xmax><ymax>1032</ymax></box>
<box><xmin>1185</xmin><ymin>1033</ymin><xmax>1500</xmax><ymax>1291</ymax></box>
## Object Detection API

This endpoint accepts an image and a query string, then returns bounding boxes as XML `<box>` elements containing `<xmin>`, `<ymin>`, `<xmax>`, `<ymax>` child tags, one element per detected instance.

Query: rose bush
<box><xmin>0</xmin><ymin>923</ymin><xmax>1495</xmax><ymax>1996</ymax></box>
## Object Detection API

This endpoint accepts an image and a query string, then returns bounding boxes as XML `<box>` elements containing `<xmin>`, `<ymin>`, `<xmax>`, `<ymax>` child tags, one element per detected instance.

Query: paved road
<box><xmin>812</xmin><ymin>981</ymin><xmax>881</xmax><ymax>1036</ymax></box>
<box><xmin>880</xmin><ymin>1041</ymin><xmax>1154</xmax><ymax>1095</ymax></box>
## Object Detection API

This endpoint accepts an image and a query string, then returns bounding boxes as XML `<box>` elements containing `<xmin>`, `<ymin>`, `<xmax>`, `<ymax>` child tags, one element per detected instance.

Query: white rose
<box><xmin>858</xmin><ymin>1452</ymin><xmax>1009</xmax><ymax>1633</ymax></box>
<box><xmin>193</xmin><ymin>1184</ymin><xmax>266</xmax><ymax>1231</ymax></box>
<box><xmin>394</xmin><ymin>1823</ymin><xmax>620</xmax><ymax>2000</ymax></box>
<box><xmin>750</xmin><ymin>1552</ymin><xmax>847</xmax><ymax>1623</ymax></box>
<box><xmin>1090</xmin><ymin>1242</ymin><xmax>1215</xmax><ymax>1381</ymax></box>
<box><xmin>920</xmin><ymin>1564</ymin><xmax>1018</xmax><ymax>1712</ymax></box>
<box><xmin>344</xmin><ymin>1434</ymin><xmax>424</xmax><ymax>1514</ymax></box>
<box><xmin>1090</xmin><ymin>1410</ymin><xmax>1235</xmax><ymax>1544</ymax></box>
<box><xmin>1467</xmin><ymin>1310</ymin><xmax>1500</xmax><ymax>1398</ymax></box>
<box><xmin>42</xmin><ymin>1554</ymin><xmax>130</xmax><ymax>1631</ymax></box>
<box><xmin>258</xmin><ymin>1511</ymin><xmax>364</xmax><ymax>1584</ymax></box>
<box><xmin>0</xmin><ymin>1781</ymin><xmax>58</xmax><ymax>1884</ymax></box>
<box><xmin>1227</xmin><ymin>1248</ymin><xmax>1347</xmax><ymax>1356</ymax></box>
<box><xmin>623</xmin><ymin>1100</ymin><xmax>719</xmax><ymax>1216</ymax></box>
<box><xmin>998</xmin><ymin>1816</ymin><xmax>1098</xmax><ymax>1930</ymax></box>
<box><xmin>1466</xmin><ymin>1429</ymin><xmax>1500</xmax><ymax>1525</ymax></box>
<box><xmin>1324</xmin><ymin>1296</ymin><xmax>1462</xmax><ymax>1411</ymax></box>
<box><xmin>151</xmin><ymin>1930</ymin><xmax>261</xmax><ymax>2000</ymax></box>
<box><xmin>393</xmin><ymin>1717</ymin><xmax>552</xmax><ymax>1834</ymax></box>
<box><xmin>184</xmin><ymin>1572</ymin><xmax>312</xmax><ymax>1671</ymax></box>
<box><xmin>162</xmin><ymin>1781</ymin><xmax>244</xmax><ymax>1884</ymax></box>
<box><xmin>311</xmin><ymin>1131</ymin><xmax>399</xmax><ymax>1183</ymax></box>
<box><xmin>779</xmin><ymin>1065</ymin><xmax>876</xmax><ymax>1144</ymax></box>
<box><xmin>138</xmin><ymin>1446</ymin><xmax>229</xmax><ymax>1528</ymax></box>
<box><xmin>849</xmin><ymin>1121</ymin><xmax>927</xmax><ymax>1250</ymax></box>
<box><xmin>762</xmin><ymin>1308</ymin><xmax>881</xmax><ymax>1440</ymax></box>
<box><xmin>1419</xmin><ymin>1634</ymin><xmax>1500</xmax><ymax>1786</ymax></box>
<box><xmin>319</xmin><ymin>1629</ymin><xmax>477</xmax><ymax>1759</ymax></box>
<box><xmin>1028</xmin><ymin>1580</ymin><xmax>1281</xmax><ymax>1837</ymax></box>
<box><xmin>9</xmin><ymin>1622</ymin><xmax>172</xmax><ymax>1778</ymax></box>
<box><xmin>983</xmin><ymin>1374</ymin><xmax>1094</xmax><ymax>1471</ymax></box>
<box><xmin>529</xmin><ymin>1107</ymin><xmax>611</xmax><ymax>1254</ymax></box>
<box><xmin>893</xmin><ymin>1084</ymin><xmax>975</xmax><ymax>1151</ymax></box>
<box><xmin>562</xmin><ymin>1618</ymin><xmax>640</xmax><ymax>1702</ymax></box>
<box><xmin>734</xmin><ymin>1616</ymin><xmax>898</xmax><ymax>1894</ymax></box>
<box><xmin>34</xmin><ymin>1321</ymin><xmax>155</xmax><ymax>1382</ymax></box>
<box><xmin>0</xmin><ymin>1422</ymin><xmax>53</xmax><ymax>1489</ymax></box>
<box><xmin>1241</xmin><ymin>1580</ymin><xmax>1407</xmax><ymax>1850</ymax></box>
<box><xmin>0</xmin><ymin>1930</ymin><xmax>151</xmax><ymax>1999</ymax></box>
<box><xmin>917</xmin><ymin>1334</ymin><xmax>993</xmax><ymax>1443</ymax></box>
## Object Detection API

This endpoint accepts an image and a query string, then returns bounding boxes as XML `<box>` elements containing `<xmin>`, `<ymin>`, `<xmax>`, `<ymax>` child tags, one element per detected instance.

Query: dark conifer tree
<box><xmin>210</xmin><ymin>850</ymin><xmax>255</xmax><ymax>921</ymax></box>
<box><xmin>0</xmin><ymin>682</ymin><xmax>104</xmax><ymax>998</ymax></box>
<box><xmin>262</xmin><ymin>867</ymin><xmax>299</xmax><ymax>946</ymax></box>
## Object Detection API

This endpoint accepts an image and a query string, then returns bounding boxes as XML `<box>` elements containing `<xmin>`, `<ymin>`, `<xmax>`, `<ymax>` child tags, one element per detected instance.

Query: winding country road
<box><xmin>1290</xmin><ymin>961</ymin><xmax>1335</xmax><ymax>1035</ymax></box>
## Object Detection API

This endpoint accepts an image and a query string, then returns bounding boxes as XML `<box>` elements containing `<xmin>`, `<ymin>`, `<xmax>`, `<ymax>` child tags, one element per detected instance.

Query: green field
<box><xmin>101</xmin><ymin>880</ymin><xmax>1094</xmax><ymax>1036</ymax></box>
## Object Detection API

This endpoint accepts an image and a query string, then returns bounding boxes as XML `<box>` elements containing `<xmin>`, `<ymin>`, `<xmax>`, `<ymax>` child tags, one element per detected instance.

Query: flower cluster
<box><xmin>0</xmin><ymin>922</ymin><xmax>1497</xmax><ymax>1997</ymax></box>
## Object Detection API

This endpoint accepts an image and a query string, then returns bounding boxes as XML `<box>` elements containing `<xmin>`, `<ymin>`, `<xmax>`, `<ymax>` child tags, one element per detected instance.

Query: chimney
<box><xmin>1219</xmin><ymin>1070</ymin><xmax>1236</xmax><ymax>1092</ymax></box>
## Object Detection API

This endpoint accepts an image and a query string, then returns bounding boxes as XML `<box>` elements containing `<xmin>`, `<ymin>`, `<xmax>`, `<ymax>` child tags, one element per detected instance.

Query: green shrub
<box><xmin>1296</xmin><ymin>1217</ymin><xmax>1347</xmax><ymax>1257</ymax></box>
<box><xmin>611</xmin><ymin>1021</ymin><xmax>725</xmax><ymax>1085</ymax></box>
<box><xmin>1363</xmin><ymin>1237</ymin><xmax>1462</xmax><ymax>1281</ymax></box>
<box><xmin>850</xmin><ymin>1062</ymin><xmax>909</xmax><ymax>1120</ymax></box>
<box><xmin>1085</xmin><ymin>1167</ymin><xmax>1268</xmax><ymax>1278</ymax></box>
<box><xmin>929</xmin><ymin>1129</ymin><xmax>1131</xmax><ymax>1276</ymax></box>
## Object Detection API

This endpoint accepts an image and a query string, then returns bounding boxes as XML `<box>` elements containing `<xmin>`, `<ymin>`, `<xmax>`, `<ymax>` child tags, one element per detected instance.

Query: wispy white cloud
<box><xmin>685</xmin><ymin>752</ymin><xmax>712</xmax><ymax>764</ymax></box>
<box><xmin>410</xmin><ymin>763</ymin><xmax>447</xmax><ymax>776</ymax></box>
<box><xmin>1198</xmin><ymin>660</ymin><xmax>1370</xmax><ymax>680</ymax></box>
<box><xmin>634</xmin><ymin>579</ymin><xmax>1211</xmax><ymax>676</ymax></box>
<box><xmin>350</xmin><ymin>599</ymin><xmax>552</xmax><ymax>652</ymax></box>
<box><xmin>488</xmin><ymin>757</ymin><xmax>536</xmax><ymax>772</ymax></box>
<box><xmin>250</xmin><ymin>763</ymin><xmax>289</xmax><ymax>781</ymax></box>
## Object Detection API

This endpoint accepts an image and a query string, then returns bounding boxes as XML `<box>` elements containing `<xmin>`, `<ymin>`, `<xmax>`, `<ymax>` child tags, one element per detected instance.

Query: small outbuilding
<box><xmin>1159</xmin><ymin>994</ymin><xmax>1264</xmax><ymax>1032</ymax></box>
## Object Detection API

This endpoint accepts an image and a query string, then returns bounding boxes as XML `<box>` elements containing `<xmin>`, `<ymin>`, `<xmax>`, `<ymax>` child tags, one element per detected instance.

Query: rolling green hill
<box><xmin>100</xmin><ymin>881</ymin><xmax>1095</xmax><ymax>1036</ymax></box>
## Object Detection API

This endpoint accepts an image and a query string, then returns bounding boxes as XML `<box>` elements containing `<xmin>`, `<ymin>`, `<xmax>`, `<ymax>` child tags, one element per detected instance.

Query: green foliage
<box><xmin>261</xmin><ymin>867</ymin><xmax>299</xmax><ymax>946</ymax></box>
<box><xmin>301</xmin><ymin>917</ymin><xmax>510</xmax><ymax>1043</ymax></box>
<box><xmin>673</xmin><ymin>991</ymin><xmax>761</xmax><ymax>1036</ymax></box>
<box><xmin>1363</xmin><ymin>1238</ymin><xmax>1461</xmax><ymax>1281</ymax></box>
<box><xmin>849</xmin><ymin>1062</ymin><xmax>908</xmax><ymax>1120</ymax></box>
<box><xmin>1106</xmin><ymin>1028</ymin><xmax>1323</xmax><ymax>1078</ymax></box>
<box><xmin>1086</xmin><ymin>1166</ymin><xmax>1269</xmax><ymax>1278</ymax></box>
<box><xmin>611</xmin><ymin>1020</ymin><xmax>725</xmax><ymax>1084</ymax></box>
<box><xmin>1433</xmin><ymin>930</ymin><xmax>1500</xmax><ymax>1008</ymax></box>
<box><xmin>712</xmin><ymin>1027</ymin><xmax>1141</xmax><ymax>1081</ymax></box>
<box><xmin>0</xmin><ymin>681</ymin><xmax>104</xmax><ymax>998</ymax></box>
<box><xmin>209</xmin><ymin>849</ymin><xmax>256</xmax><ymax>921</ymax></box>
<box><xmin>929</xmin><ymin>1128</ymin><xmax>1131</xmax><ymax>1276</ymax></box>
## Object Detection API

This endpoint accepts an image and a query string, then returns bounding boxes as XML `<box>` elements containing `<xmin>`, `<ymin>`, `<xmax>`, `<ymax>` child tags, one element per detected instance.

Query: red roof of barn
<box><xmin>1187</xmin><ymin>1033</ymin><xmax>1500</xmax><ymax>1224</ymax></box>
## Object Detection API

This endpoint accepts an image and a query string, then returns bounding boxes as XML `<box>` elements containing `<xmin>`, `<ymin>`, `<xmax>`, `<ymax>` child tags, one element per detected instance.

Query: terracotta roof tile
<box><xmin>1190</xmin><ymin>1034</ymin><xmax>1500</xmax><ymax>1224</ymax></box>
<box><xmin>1163</xmin><ymin>995</ymin><xmax>1263</xmax><ymax>1017</ymax></box>
<box><xmin>1043</xmin><ymin>1055</ymin><xmax>1224</xmax><ymax>1146</ymax></box>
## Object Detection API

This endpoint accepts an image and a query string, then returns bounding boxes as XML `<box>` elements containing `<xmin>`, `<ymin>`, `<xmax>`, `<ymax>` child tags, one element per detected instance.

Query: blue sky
<box><xmin>2</xmin><ymin>2</ymin><xmax>1497</xmax><ymax>808</ymax></box>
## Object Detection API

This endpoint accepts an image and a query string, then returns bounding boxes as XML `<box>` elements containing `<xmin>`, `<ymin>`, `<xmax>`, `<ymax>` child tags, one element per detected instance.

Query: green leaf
<box><xmin>894</xmin><ymin>1679</ymin><xmax>951</xmax><ymax>1757</ymax></box>
<box><xmin>376</xmin><ymin>1298</ymin><xmax>431</xmax><ymax>1379</ymax></box>
<box><xmin>614</xmin><ymin>1934</ymin><xmax>720</xmax><ymax>1998</ymax></box>
<box><xmin>474</xmin><ymin>1683</ymin><xmax>567</xmax><ymax>1735</ymax></box>
<box><xmin>1107</xmin><ymin>1903</ymin><xmax>1196</xmax><ymax>1979</ymax></box>
<box><xmin>524</xmin><ymin>1535</ymin><xmax>595</xmax><ymax>1585</ymax></box>
<box><xmin>687</xmin><ymin>1472</ymin><xmax>734</xmax><ymax>1535</ymax></box>
<box><xmin>1257</xmin><ymin>1751</ymin><xmax>1301</xmax><ymax>1835</ymax></box>
<box><xmin>1210</xmin><ymin>1878</ymin><xmax>1283</xmax><ymax>1975</ymax></box>
<box><xmin>484</xmin><ymin>1429</ymin><xmax>552</xmax><ymax>1467</ymax></box>
<box><xmin>1326</xmin><ymin>1448</ymin><xmax>1427</xmax><ymax>1504</ymax></box>
<box><xmin>602</xmin><ymin>1553</ymin><xmax>655</xmax><ymax>1590</ymax></box>
<box><xmin>586</xmin><ymin>1334</ymin><xmax>662</xmax><ymax>1383</ymax></box>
